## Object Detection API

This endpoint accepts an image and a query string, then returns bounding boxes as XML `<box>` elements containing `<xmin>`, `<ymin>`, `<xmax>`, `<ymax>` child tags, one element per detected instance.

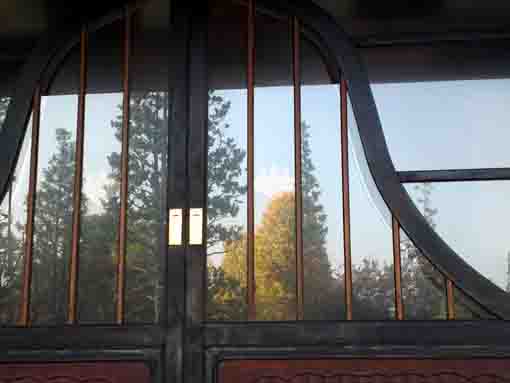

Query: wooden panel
<box><xmin>0</xmin><ymin>361</ymin><xmax>150</xmax><ymax>383</ymax></box>
<box><xmin>219</xmin><ymin>359</ymin><xmax>510</xmax><ymax>383</ymax></box>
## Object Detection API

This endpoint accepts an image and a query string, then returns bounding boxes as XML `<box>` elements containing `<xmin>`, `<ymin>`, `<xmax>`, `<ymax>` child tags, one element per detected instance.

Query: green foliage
<box><xmin>207</xmin><ymin>264</ymin><xmax>247</xmax><ymax>320</ymax></box>
<box><xmin>107</xmin><ymin>91</ymin><xmax>168</xmax><ymax>322</ymax></box>
<box><xmin>207</xmin><ymin>91</ymin><xmax>247</xmax><ymax>248</ymax></box>
<box><xmin>31</xmin><ymin>128</ymin><xmax>77</xmax><ymax>323</ymax></box>
<box><xmin>0</xmin><ymin>195</ymin><xmax>23</xmax><ymax>323</ymax></box>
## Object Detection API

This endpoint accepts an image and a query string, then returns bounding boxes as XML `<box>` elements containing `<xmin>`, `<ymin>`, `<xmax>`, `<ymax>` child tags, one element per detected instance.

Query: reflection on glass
<box><xmin>0</xmin><ymin>97</ymin><xmax>10</xmax><ymax>133</ymax></box>
<box><xmin>405</xmin><ymin>182</ymin><xmax>510</xmax><ymax>292</ymax></box>
<box><xmin>124</xmin><ymin>0</ymin><xmax>170</xmax><ymax>324</ymax></box>
<box><xmin>349</xmin><ymin>100</ymin><xmax>395</xmax><ymax>320</ymax></box>
<box><xmin>374</xmin><ymin>79</ymin><xmax>510</xmax><ymax>170</ymax></box>
<box><xmin>207</xmin><ymin>0</ymin><xmax>248</xmax><ymax>321</ymax></box>
<box><xmin>31</xmin><ymin>95</ymin><xmax>78</xmax><ymax>325</ymax></box>
<box><xmin>400</xmin><ymin>233</ymin><xmax>447</xmax><ymax>320</ymax></box>
<box><xmin>454</xmin><ymin>286</ymin><xmax>496</xmax><ymax>319</ymax></box>
<box><xmin>0</xmin><ymin>115</ymin><xmax>31</xmax><ymax>325</ymax></box>
<box><xmin>125</xmin><ymin>92</ymin><xmax>168</xmax><ymax>323</ymax></box>
<box><xmin>301</xmin><ymin>80</ymin><xmax>343</xmax><ymax>319</ymax></box>
<box><xmin>78</xmin><ymin>20</ymin><xmax>124</xmax><ymax>323</ymax></box>
<box><xmin>254</xmin><ymin>12</ymin><xmax>295</xmax><ymax>321</ymax></box>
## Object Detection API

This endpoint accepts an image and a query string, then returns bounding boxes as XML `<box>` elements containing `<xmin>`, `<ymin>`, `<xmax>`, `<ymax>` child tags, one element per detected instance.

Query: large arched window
<box><xmin>0</xmin><ymin>0</ymin><xmax>507</xmax><ymax>331</ymax></box>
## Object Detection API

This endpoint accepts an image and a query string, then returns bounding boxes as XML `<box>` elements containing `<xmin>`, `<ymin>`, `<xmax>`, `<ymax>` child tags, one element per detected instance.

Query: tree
<box><xmin>0</xmin><ymin>186</ymin><xmax>23</xmax><ymax>323</ymax></box>
<box><xmin>301</xmin><ymin>122</ymin><xmax>342</xmax><ymax>320</ymax></box>
<box><xmin>206</xmin><ymin>91</ymin><xmax>248</xmax><ymax>319</ymax></box>
<box><xmin>101</xmin><ymin>91</ymin><xmax>169</xmax><ymax>322</ymax></box>
<box><xmin>207</xmin><ymin>91</ymin><xmax>247</xmax><ymax>249</ymax></box>
<box><xmin>400</xmin><ymin>183</ymin><xmax>447</xmax><ymax>319</ymax></box>
<box><xmin>31</xmin><ymin>128</ymin><xmax>76</xmax><ymax>323</ymax></box>
<box><xmin>0</xmin><ymin>96</ymin><xmax>21</xmax><ymax>322</ymax></box>
<box><xmin>217</xmin><ymin>122</ymin><xmax>342</xmax><ymax>320</ymax></box>
<box><xmin>352</xmin><ymin>258</ymin><xmax>395</xmax><ymax>319</ymax></box>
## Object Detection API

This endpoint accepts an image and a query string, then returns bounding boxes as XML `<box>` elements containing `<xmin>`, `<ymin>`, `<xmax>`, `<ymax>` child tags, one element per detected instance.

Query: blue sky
<box><xmin>213</xmin><ymin>79</ymin><xmax>510</xmax><ymax>289</ymax></box>
<box><xmin>4</xmin><ymin>79</ymin><xmax>510</xmax><ymax>290</ymax></box>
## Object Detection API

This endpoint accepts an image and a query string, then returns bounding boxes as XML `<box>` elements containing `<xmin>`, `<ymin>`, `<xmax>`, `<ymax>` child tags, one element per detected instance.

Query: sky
<box><xmin>211</xmin><ymin>79</ymin><xmax>510</xmax><ymax>290</ymax></box>
<box><xmin>2</xmin><ymin>78</ymin><xmax>510</xmax><ymax>290</ymax></box>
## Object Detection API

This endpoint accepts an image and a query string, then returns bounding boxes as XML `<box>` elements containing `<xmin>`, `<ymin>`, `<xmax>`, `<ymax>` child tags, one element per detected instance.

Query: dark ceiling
<box><xmin>1</xmin><ymin>0</ymin><xmax>510</xmax><ymax>94</ymax></box>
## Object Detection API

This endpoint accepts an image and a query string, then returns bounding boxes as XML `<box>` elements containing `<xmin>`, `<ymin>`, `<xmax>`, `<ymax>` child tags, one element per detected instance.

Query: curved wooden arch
<box><xmin>0</xmin><ymin>2</ymin><xmax>146</xmax><ymax>205</ymax></box>
<box><xmin>0</xmin><ymin>0</ymin><xmax>508</xmax><ymax>319</ymax></box>
<box><xmin>267</xmin><ymin>0</ymin><xmax>510</xmax><ymax>318</ymax></box>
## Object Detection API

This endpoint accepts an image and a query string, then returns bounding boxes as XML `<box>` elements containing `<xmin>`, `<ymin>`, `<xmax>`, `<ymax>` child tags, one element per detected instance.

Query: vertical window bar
<box><xmin>447</xmin><ymin>278</ymin><xmax>455</xmax><ymax>320</ymax></box>
<box><xmin>67</xmin><ymin>26</ymin><xmax>88</xmax><ymax>324</ymax></box>
<box><xmin>340</xmin><ymin>78</ymin><xmax>352</xmax><ymax>320</ymax></box>
<box><xmin>392</xmin><ymin>216</ymin><xmax>404</xmax><ymax>320</ymax></box>
<box><xmin>247</xmin><ymin>0</ymin><xmax>256</xmax><ymax>320</ymax></box>
<box><xmin>19</xmin><ymin>87</ymin><xmax>41</xmax><ymax>326</ymax></box>
<box><xmin>116</xmin><ymin>6</ymin><xmax>132</xmax><ymax>325</ymax></box>
<box><xmin>292</xmin><ymin>16</ymin><xmax>304</xmax><ymax>320</ymax></box>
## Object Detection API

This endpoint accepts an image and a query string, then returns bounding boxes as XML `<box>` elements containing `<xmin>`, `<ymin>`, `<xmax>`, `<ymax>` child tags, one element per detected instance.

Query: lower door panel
<box><xmin>0</xmin><ymin>361</ymin><xmax>150</xmax><ymax>383</ymax></box>
<box><xmin>219</xmin><ymin>359</ymin><xmax>510</xmax><ymax>382</ymax></box>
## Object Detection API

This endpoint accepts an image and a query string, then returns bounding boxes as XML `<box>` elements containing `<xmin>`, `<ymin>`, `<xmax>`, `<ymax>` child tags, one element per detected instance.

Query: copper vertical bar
<box><xmin>340</xmin><ymin>78</ymin><xmax>353</xmax><ymax>320</ymax></box>
<box><xmin>67</xmin><ymin>26</ymin><xmax>87</xmax><ymax>324</ymax></box>
<box><xmin>447</xmin><ymin>278</ymin><xmax>455</xmax><ymax>320</ymax></box>
<box><xmin>392</xmin><ymin>216</ymin><xmax>404</xmax><ymax>320</ymax></box>
<box><xmin>246</xmin><ymin>0</ymin><xmax>256</xmax><ymax>321</ymax></box>
<box><xmin>292</xmin><ymin>17</ymin><xmax>304</xmax><ymax>320</ymax></box>
<box><xmin>116</xmin><ymin>6</ymin><xmax>131</xmax><ymax>325</ymax></box>
<box><xmin>19</xmin><ymin>87</ymin><xmax>41</xmax><ymax>326</ymax></box>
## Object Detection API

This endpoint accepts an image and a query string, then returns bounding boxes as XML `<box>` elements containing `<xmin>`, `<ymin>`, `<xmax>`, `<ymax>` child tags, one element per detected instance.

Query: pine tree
<box><xmin>206</xmin><ymin>91</ymin><xmax>248</xmax><ymax>319</ymax></box>
<box><xmin>31</xmin><ymin>128</ymin><xmax>77</xmax><ymax>323</ymax></box>
<box><xmin>207</xmin><ymin>91</ymin><xmax>247</xmax><ymax>249</ymax></box>
<box><xmin>103</xmin><ymin>91</ymin><xmax>168</xmax><ymax>322</ymax></box>
<box><xmin>400</xmin><ymin>183</ymin><xmax>446</xmax><ymax>319</ymax></box>
<box><xmin>0</xmin><ymin>185</ymin><xmax>23</xmax><ymax>323</ymax></box>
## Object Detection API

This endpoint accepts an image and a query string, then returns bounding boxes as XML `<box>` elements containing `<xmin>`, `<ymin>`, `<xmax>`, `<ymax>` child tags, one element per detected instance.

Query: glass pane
<box><xmin>31</xmin><ymin>95</ymin><xmax>78</xmax><ymax>325</ymax></box>
<box><xmin>0</xmin><ymin>114</ymin><xmax>31</xmax><ymax>325</ymax></box>
<box><xmin>0</xmin><ymin>97</ymin><xmax>10</xmax><ymax>133</ymax></box>
<box><xmin>454</xmin><ymin>286</ymin><xmax>496</xmax><ymax>320</ymax></box>
<box><xmin>254</xmin><ymin>12</ymin><xmax>295</xmax><ymax>321</ymax></box>
<box><xmin>301</xmin><ymin>36</ymin><xmax>343</xmax><ymax>320</ymax></box>
<box><xmin>400</xmin><ymin>232</ymin><xmax>447</xmax><ymax>320</ymax></box>
<box><xmin>374</xmin><ymin>79</ymin><xmax>510</xmax><ymax>170</ymax></box>
<box><xmin>405</xmin><ymin>182</ymin><xmax>510</xmax><ymax>292</ymax></box>
<box><xmin>125</xmin><ymin>0</ymin><xmax>170</xmax><ymax>323</ymax></box>
<box><xmin>207</xmin><ymin>0</ymin><xmax>248</xmax><ymax>321</ymax></box>
<box><xmin>348</xmin><ymin>98</ymin><xmax>395</xmax><ymax>320</ymax></box>
<box><xmin>78</xmin><ymin>20</ymin><xmax>124</xmax><ymax>323</ymax></box>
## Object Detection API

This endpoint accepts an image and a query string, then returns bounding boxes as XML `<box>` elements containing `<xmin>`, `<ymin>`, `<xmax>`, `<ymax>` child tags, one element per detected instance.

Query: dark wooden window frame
<box><xmin>0</xmin><ymin>1</ymin><xmax>510</xmax><ymax>383</ymax></box>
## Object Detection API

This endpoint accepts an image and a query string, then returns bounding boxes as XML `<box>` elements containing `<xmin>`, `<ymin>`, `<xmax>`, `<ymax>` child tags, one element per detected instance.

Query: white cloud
<box><xmin>82</xmin><ymin>171</ymin><xmax>110</xmax><ymax>214</ymax></box>
<box><xmin>254</xmin><ymin>166</ymin><xmax>293</xmax><ymax>197</ymax></box>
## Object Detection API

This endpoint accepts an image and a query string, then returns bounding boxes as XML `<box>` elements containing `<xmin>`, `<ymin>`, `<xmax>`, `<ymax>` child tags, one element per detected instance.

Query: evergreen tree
<box><xmin>207</xmin><ymin>91</ymin><xmax>247</xmax><ymax>249</ymax></box>
<box><xmin>0</xmin><ymin>187</ymin><xmax>23</xmax><ymax>323</ymax></box>
<box><xmin>104</xmin><ymin>91</ymin><xmax>168</xmax><ymax>322</ymax></box>
<box><xmin>301</xmin><ymin>122</ymin><xmax>341</xmax><ymax>319</ymax></box>
<box><xmin>206</xmin><ymin>91</ymin><xmax>248</xmax><ymax>319</ymax></box>
<box><xmin>400</xmin><ymin>183</ymin><xmax>447</xmax><ymax>319</ymax></box>
<box><xmin>31</xmin><ymin>128</ymin><xmax>77</xmax><ymax>323</ymax></box>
